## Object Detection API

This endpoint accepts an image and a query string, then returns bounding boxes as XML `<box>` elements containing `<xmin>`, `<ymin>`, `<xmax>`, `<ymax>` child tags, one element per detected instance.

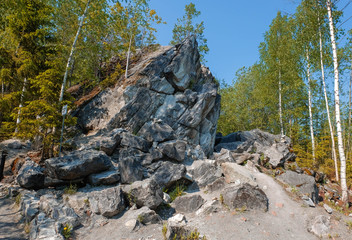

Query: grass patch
<box><xmin>15</xmin><ymin>193</ymin><xmax>22</xmax><ymax>206</ymax></box>
<box><xmin>171</xmin><ymin>228</ymin><xmax>207</xmax><ymax>240</ymax></box>
<box><xmin>24</xmin><ymin>221</ymin><xmax>30</xmax><ymax>234</ymax></box>
<box><xmin>165</xmin><ymin>184</ymin><xmax>186</xmax><ymax>202</ymax></box>
<box><xmin>346</xmin><ymin>220</ymin><xmax>352</xmax><ymax>230</ymax></box>
<box><xmin>61</xmin><ymin>223</ymin><xmax>72</xmax><ymax>239</ymax></box>
<box><xmin>162</xmin><ymin>222</ymin><xmax>168</xmax><ymax>240</ymax></box>
<box><xmin>64</xmin><ymin>184</ymin><xmax>77</xmax><ymax>195</ymax></box>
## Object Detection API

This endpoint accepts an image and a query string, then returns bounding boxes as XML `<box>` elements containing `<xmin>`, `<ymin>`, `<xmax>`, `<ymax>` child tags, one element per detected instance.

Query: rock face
<box><xmin>215</xmin><ymin>129</ymin><xmax>295</xmax><ymax>168</ymax></box>
<box><xmin>45</xmin><ymin>150</ymin><xmax>112</xmax><ymax>180</ymax></box>
<box><xmin>75</xmin><ymin>36</ymin><xmax>220</xmax><ymax>157</ymax></box>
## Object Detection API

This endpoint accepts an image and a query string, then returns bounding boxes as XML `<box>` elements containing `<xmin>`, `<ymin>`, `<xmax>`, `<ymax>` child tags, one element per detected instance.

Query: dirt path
<box><xmin>0</xmin><ymin>196</ymin><xmax>27</xmax><ymax>240</ymax></box>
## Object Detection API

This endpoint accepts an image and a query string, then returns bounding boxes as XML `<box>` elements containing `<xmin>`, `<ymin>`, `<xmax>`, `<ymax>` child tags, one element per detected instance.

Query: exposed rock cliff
<box><xmin>75</xmin><ymin>36</ymin><xmax>220</xmax><ymax>157</ymax></box>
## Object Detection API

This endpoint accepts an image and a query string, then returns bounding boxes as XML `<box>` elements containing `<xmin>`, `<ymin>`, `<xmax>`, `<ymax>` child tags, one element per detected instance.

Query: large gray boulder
<box><xmin>158</xmin><ymin>140</ymin><xmax>187</xmax><ymax>162</ymax></box>
<box><xmin>17</xmin><ymin>160</ymin><xmax>45</xmax><ymax>190</ymax></box>
<box><xmin>150</xmin><ymin>161</ymin><xmax>187</xmax><ymax>188</ymax></box>
<box><xmin>74</xmin><ymin>36</ymin><xmax>220</xmax><ymax>157</ymax></box>
<box><xmin>68</xmin><ymin>128</ymin><xmax>123</xmax><ymax>156</ymax></box>
<box><xmin>221</xmin><ymin>162</ymin><xmax>257</xmax><ymax>186</ymax></box>
<box><xmin>88</xmin><ymin>169</ymin><xmax>120</xmax><ymax>186</ymax></box>
<box><xmin>172</xmin><ymin>194</ymin><xmax>205</xmax><ymax>213</ymax></box>
<box><xmin>88</xmin><ymin>186</ymin><xmax>126</xmax><ymax>217</ymax></box>
<box><xmin>187</xmin><ymin>160</ymin><xmax>222</xmax><ymax>188</ymax></box>
<box><xmin>222</xmin><ymin>183</ymin><xmax>268</xmax><ymax>211</ymax></box>
<box><xmin>119</xmin><ymin>156</ymin><xmax>144</xmax><ymax>184</ymax></box>
<box><xmin>308</xmin><ymin>215</ymin><xmax>330</xmax><ymax>238</ymax></box>
<box><xmin>45</xmin><ymin>150</ymin><xmax>111</xmax><ymax>180</ymax></box>
<box><xmin>120</xmin><ymin>132</ymin><xmax>151</xmax><ymax>153</ymax></box>
<box><xmin>123</xmin><ymin>178</ymin><xmax>163</xmax><ymax>210</ymax></box>
<box><xmin>277</xmin><ymin>170</ymin><xmax>319</xmax><ymax>203</ymax></box>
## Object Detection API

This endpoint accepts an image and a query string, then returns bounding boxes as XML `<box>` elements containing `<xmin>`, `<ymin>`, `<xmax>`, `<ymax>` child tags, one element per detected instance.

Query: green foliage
<box><xmin>171</xmin><ymin>229</ymin><xmax>207</xmax><ymax>240</ymax></box>
<box><xmin>61</xmin><ymin>223</ymin><xmax>72</xmax><ymax>239</ymax></box>
<box><xmin>219</xmin><ymin>194</ymin><xmax>224</xmax><ymax>205</ymax></box>
<box><xmin>346</xmin><ymin>220</ymin><xmax>352</xmax><ymax>230</ymax></box>
<box><xmin>64</xmin><ymin>184</ymin><xmax>77</xmax><ymax>195</ymax></box>
<box><xmin>100</xmin><ymin>63</ymin><xmax>124</xmax><ymax>89</ymax></box>
<box><xmin>166</xmin><ymin>184</ymin><xmax>186</xmax><ymax>202</ymax></box>
<box><xmin>162</xmin><ymin>222</ymin><xmax>168</xmax><ymax>240</ymax></box>
<box><xmin>170</xmin><ymin>2</ymin><xmax>208</xmax><ymax>63</ymax></box>
<box><xmin>15</xmin><ymin>193</ymin><xmax>22</xmax><ymax>206</ymax></box>
<box><xmin>0</xmin><ymin>0</ymin><xmax>163</xmax><ymax>160</ymax></box>
<box><xmin>137</xmin><ymin>214</ymin><xmax>144</xmax><ymax>224</ymax></box>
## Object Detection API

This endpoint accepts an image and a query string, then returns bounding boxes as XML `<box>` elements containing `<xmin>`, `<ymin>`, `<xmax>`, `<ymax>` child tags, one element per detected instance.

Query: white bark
<box><xmin>347</xmin><ymin>60</ymin><xmax>352</xmax><ymax>162</ymax></box>
<box><xmin>279</xmin><ymin>68</ymin><xmax>284</xmax><ymax>138</ymax></box>
<box><xmin>125</xmin><ymin>34</ymin><xmax>133</xmax><ymax>79</ymax></box>
<box><xmin>1</xmin><ymin>67</ymin><xmax>3</xmax><ymax>98</ymax></box>
<box><xmin>1</xmin><ymin>80</ymin><xmax>3</xmax><ymax>98</ymax></box>
<box><xmin>59</xmin><ymin>0</ymin><xmax>90</xmax><ymax>102</ymax></box>
<box><xmin>318</xmin><ymin>21</ymin><xmax>339</xmax><ymax>181</ymax></box>
<box><xmin>15</xmin><ymin>77</ymin><xmax>27</xmax><ymax>133</ymax></box>
<box><xmin>306</xmin><ymin>49</ymin><xmax>316</xmax><ymax>163</ymax></box>
<box><xmin>327</xmin><ymin>0</ymin><xmax>348</xmax><ymax>202</ymax></box>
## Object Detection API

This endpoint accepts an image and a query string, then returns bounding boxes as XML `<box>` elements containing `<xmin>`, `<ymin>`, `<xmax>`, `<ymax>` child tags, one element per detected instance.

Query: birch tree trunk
<box><xmin>318</xmin><ymin>23</ymin><xmax>339</xmax><ymax>181</ymax></box>
<box><xmin>279</xmin><ymin>68</ymin><xmax>284</xmax><ymax>138</ymax></box>
<box><xmin>15</xmin><ymin>77</ymin><xmax>27</xmax><ymax>133</ymax></box>
<box><xmin>347</xmin><ymin>61</ymin><xmax>352</xmax><ymax>162</ymax></box>
<box><xmin>125</xmin><ymin>34</ymin><xmax>133</xmax><ymax>79</ymax></box>
<box><xmin>59</xmin><ymin>0</ymin><xmax>90</xmax><ymax>102</ymax></box>
<box><xmin>306</xmin><ymin>49</ymin><xmax>316</xmax><ymax>163</ymax></box>
<box><xmin>327</xmin><ymin>0</ymin><xmax>348</xmax><ymax>202</ymax></box>
<box><xmin>1</xmin><ymin>79</ymin><xmax>3</xmax><ymax>98</ymax></box>
<box><xmin>1</xmin><ymin>67</ymin><xmax>3</xmax><ymax>98</ymax></box>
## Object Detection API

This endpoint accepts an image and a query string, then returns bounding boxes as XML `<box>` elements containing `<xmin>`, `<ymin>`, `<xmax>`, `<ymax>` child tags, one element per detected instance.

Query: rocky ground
<box><xmin>2</xmin><ymin>159</ymin><xmax>352</xmax><ymax>240</ymax></box>
<box><xmin>1</xmin><ymin>37</ymin><xmax>352</xmax><ymax>240</ymax></box>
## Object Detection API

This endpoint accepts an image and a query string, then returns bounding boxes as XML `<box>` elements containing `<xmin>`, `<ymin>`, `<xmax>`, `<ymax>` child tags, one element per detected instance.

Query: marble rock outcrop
<box><xmin>75</xmin><ymin>36</ymin><xmax>220</xmax><ymax>157</ymax></box>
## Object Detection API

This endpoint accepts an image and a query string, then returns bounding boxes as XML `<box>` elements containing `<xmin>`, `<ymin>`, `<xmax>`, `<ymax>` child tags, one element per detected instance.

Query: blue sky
<box><xmin>149</xmin><ymin>0</ymin><xmax>352</xmax><ymax>86</ymax></box>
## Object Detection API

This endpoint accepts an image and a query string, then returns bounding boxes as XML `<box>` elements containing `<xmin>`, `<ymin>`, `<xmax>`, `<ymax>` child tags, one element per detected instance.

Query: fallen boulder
<box><xmin>151</xmin><ymin>161</ymin><xmax>187</xmax><ymax>188</ymax></box>
<box><xmin>17</xmin><ymin>160</ymin><xmax>45</xmax><ymax>190</ymax></box>
<box><xmin>158</xmin><ymin>140</ymin><xmax>187</xmax><ymax>162</ymax></box>
<box><xmin>221</xmin><ymin>162</ymin><xmax>256</xmax><ymax>186</ymax></box>
<box><xmin>172</xmin><ymin>194</ymin><xmax>205</xmax><ymax>213</ymax></box>
<box><xmin>88</xmin><ymin>169</ymin><xmax>120</xmax><ymax>186</ymax></box>
<box><xmin>88</xmin><ymin>186</ymin><xmax>126</xmax><ymax>217</ymax></box>
<box><xmin>45</xmin><ymin>150</ymin><xmax>111</xmax><ymax>180</ymax></box>
<box><xmin>222</xmin><ymin>183</ymin><xmax>268</xmax><ymax>211</ymax></box>
<box><xmin>277</xmin><ymin>170</ymin><xmax>319</xmax><ymax>203</ymax></box>
<box><xmin>123</xmin><ymin>178</ymin><xmax>163</xmax><ymax>210</ymax></box>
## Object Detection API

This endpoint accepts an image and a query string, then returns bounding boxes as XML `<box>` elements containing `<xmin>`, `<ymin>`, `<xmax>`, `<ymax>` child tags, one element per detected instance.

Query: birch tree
<box><xmin>317</xmin><ymin>5</ymin><xmax>339</xmax><ymax>181</ymax></box>
<box><xmin>306</xmin><ymin>49</ymin><xmax>316</xmax><ymax>162</ymax></box>
<box><xmin>59</xmin><ymin>0</ymin><xmax>90</xmax><ymax>103</ymax></box>
<box><xmin>327</xmin><ymin>0</ymin><xmax>348</xmax><ymax>202</ymax></box>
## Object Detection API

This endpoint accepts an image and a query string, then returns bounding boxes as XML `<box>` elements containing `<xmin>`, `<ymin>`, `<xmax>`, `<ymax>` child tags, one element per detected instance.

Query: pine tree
<box><xmin>170</xmin><ymin>2</ymin><xmax>209</xmax><ymax>63</ymax></box>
